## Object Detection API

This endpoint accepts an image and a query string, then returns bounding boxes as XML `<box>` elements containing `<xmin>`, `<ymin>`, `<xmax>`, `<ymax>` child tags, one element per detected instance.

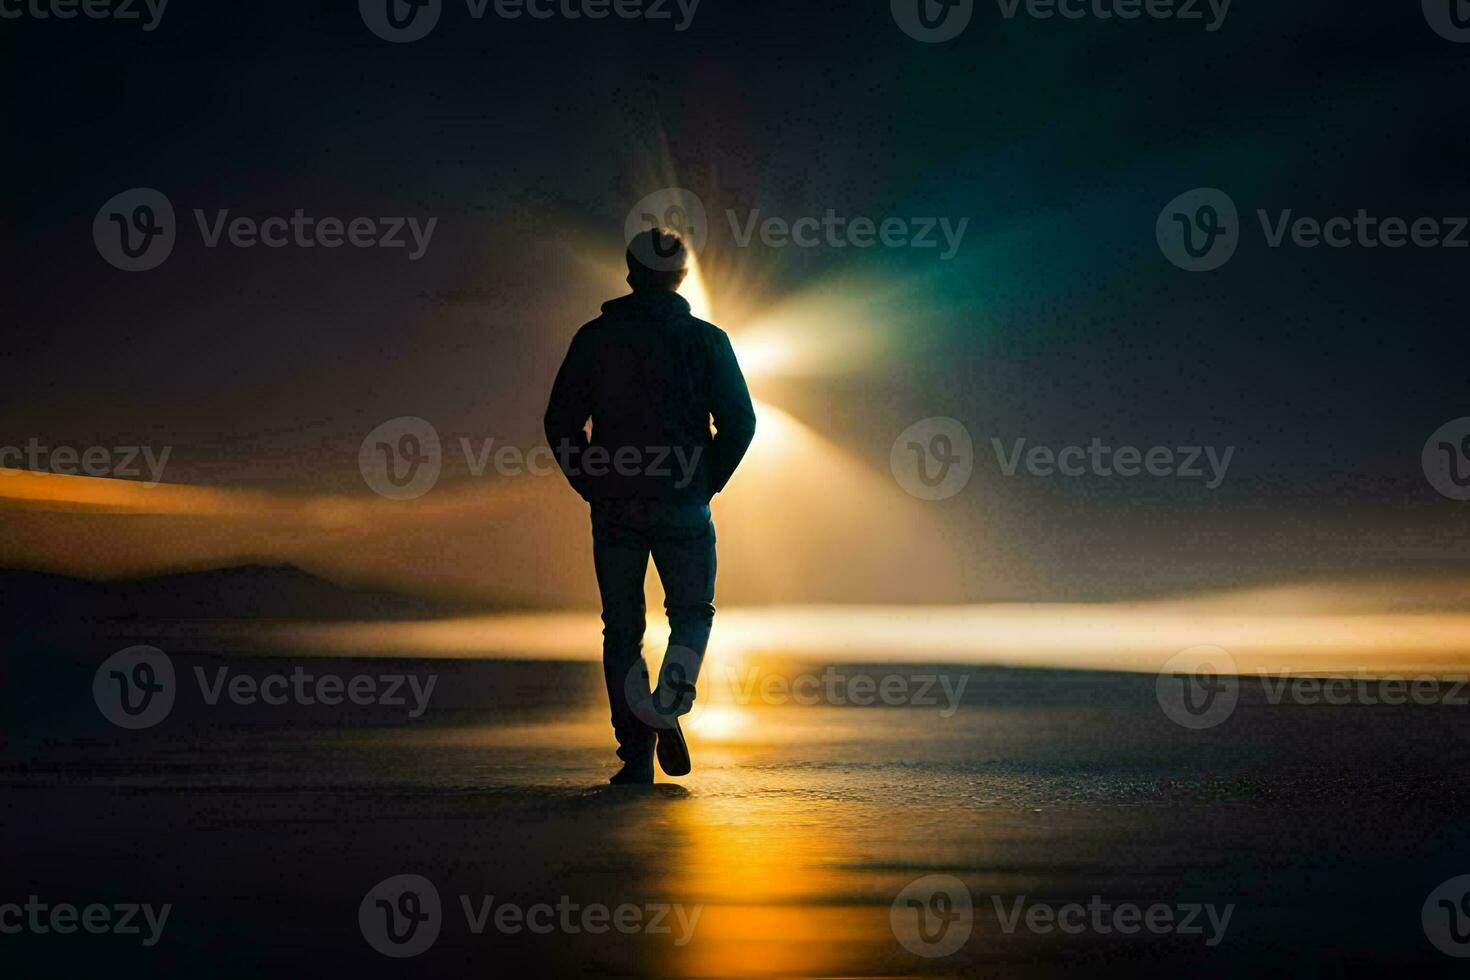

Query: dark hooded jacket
<box><xmin>544</xmin><ymin>289</ymin><xmax>756</xmax><ymax>503</ymax></box>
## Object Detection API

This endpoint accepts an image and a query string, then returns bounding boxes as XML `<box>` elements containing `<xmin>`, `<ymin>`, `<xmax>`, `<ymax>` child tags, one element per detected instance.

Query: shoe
<box><xmin>655</xmin><ymin>717</ymin><xmax>691</xmax><ymax>777</ymax></box>
<box><xmin>609</xmin><ymin>754</ymin><xmax>654</xmax><ymax>785</ymax></box>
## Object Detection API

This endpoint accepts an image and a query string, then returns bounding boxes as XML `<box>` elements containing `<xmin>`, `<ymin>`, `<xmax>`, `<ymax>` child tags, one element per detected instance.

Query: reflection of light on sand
<box><xmin>655</xmin><ymin>709</ymin><xmax>888</xmax><ymax>977</ymax></box>
<box><xmin>683</xmin><ymin>704</ymin><xmax>747</xmax><ymax>742</ymax></box>
<box><xmin>379</xmin><ymin>707</ymin><xmax>904</xmax><ymax>976</ymax></box>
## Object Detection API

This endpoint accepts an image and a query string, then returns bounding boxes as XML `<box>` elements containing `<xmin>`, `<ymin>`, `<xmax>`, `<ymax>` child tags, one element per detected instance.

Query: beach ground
<box><xmin>6</xmin><ymin>654</ymin><xmax>1470</xmax><ymax>976</ymax></box>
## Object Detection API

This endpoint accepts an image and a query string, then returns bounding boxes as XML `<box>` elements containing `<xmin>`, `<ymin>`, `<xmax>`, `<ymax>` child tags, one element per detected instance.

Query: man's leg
<box><xmin>591</xmin><ymin>501</ymin><xmax>655</xmax><ymax>765</ymax></box>
<box><xmin>648</xmin><ymin>503</ymin><xmax>717</xmax><ymax>712</ymax></box>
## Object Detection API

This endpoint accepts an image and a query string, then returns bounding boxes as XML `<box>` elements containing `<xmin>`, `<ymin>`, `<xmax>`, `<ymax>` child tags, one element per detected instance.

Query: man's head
<box><xmin>626</xmin><ymin>227</ymin><xmax>689</xmax><ymax>292</ymax></box>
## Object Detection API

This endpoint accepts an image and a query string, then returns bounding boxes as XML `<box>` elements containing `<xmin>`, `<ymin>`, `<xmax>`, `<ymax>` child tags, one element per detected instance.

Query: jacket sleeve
<box><xmin>707</xmin><ymin>330</ymin><xmax>757</xmax><ymax>495</ymax></box>
<box><xmin>544</xmin><ymin>327</ymin><xmax>595</xmax><ymax>499</ymax></box>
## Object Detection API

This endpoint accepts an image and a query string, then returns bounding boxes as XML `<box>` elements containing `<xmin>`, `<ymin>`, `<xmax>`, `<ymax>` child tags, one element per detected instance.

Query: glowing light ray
<box><xmin>621</xmin><ymin>242</ymin><xmax>964</xmax><ymax>626</ymax></box>
<box><xmin>680</xmin><ymin>253</ymin><xmax>716</xmax><ymax>323</ymax></box>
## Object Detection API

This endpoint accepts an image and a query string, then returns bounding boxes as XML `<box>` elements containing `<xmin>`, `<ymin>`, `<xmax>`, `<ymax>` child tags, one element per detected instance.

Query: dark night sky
<box><xmin>3</xmin><ymin>1</ymin><xmax>1469</xmax><ymax>602</ymax></box>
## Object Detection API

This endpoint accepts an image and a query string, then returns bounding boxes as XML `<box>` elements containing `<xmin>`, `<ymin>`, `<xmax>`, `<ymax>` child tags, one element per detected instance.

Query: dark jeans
<box><xmin>591</xmin><ymin>499</ymin><xmax>716</xmax><ymax>761</ymax></box>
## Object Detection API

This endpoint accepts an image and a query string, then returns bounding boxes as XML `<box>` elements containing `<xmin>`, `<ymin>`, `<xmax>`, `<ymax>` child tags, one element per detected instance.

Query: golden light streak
<box><xmin>678</xmin><ymin>253</ymin><xmax>715</xmax><ymax>323</ymax></box>
<box><xmin>264</xmin><ymin>602</ymin><xmax>1470</xmax><ymax>677</ymax></box>
<box><xmin>0</xmin><ymin>467</ymin><xmax>291</xmax><ymax>516</ymax></box>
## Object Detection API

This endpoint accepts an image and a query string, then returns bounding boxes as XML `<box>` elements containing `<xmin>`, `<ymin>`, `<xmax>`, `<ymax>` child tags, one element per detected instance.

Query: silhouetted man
<box><xmin>545</xmin><ymin>227</ymin><xmax>756</xmax><ymax>784</ymax></box>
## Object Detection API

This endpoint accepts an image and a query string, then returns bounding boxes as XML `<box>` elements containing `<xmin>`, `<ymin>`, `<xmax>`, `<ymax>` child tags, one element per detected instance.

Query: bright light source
<box><xmin>730</xmin><ymin>333</ymin><xmax>792</xmax><ymax>381</ymax></box>
<box><xmin>680</xmin><ymin>254</ymin><xmax>715</xmax><ymax>322</ymax></box>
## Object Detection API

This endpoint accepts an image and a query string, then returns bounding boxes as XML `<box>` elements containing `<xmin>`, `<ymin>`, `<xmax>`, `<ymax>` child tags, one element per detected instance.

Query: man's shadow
<box><xmin>582</xmin><ymin>782</ymin><xmax>691</xmax><ymax>803</ymax></box>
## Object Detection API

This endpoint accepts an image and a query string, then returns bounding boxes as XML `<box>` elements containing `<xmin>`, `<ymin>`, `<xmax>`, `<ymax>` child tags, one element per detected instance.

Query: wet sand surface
<box><xmin>6</xmin><ymin>655</ymin><xmax>1470</xmax><ymax>976</ymax></box>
